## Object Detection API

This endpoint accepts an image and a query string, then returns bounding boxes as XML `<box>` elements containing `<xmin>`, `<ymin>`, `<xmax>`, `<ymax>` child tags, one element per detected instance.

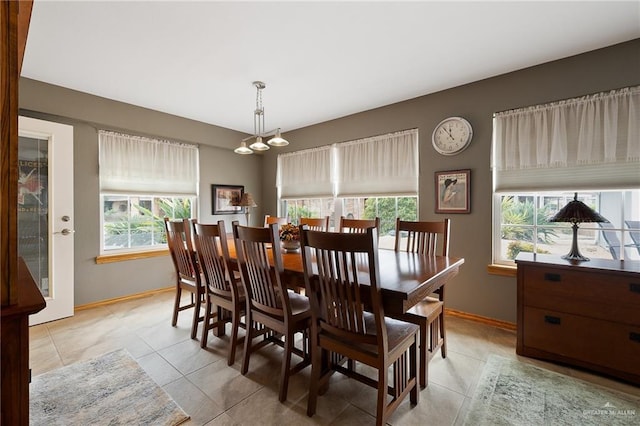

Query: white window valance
<box><xmin>276</xmin><ymin>129</ymin><xmax>419</xmax><ymax>200</ymax></box>
<box><xmin>335</xmin><ymin>129</ymin><xmax>419</xmax><ymax>197</ymax></box>
<box><xmin>492</xmin><ymin>86</ymin><xmax>640</xmax><ymax>191</ymax></box>
<box><xmin>99</xmin><ymin>131</ymin><xmax>199</xmax><ymax>195</ymax></box>
<box><xmin>277</xmin><ymin>146</ymin><xmax>334</xmax><ymax>199</ymax></box>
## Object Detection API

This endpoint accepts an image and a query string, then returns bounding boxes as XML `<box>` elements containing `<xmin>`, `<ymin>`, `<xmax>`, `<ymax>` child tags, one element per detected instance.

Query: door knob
<box><xmin>62</xmin><ymin>215</ymin><xmax>71</xmax><ymax>222</ymax></box>
<box><xmin>54</xmin><ymin>228</ymin><xmax>75</xmax><ymax>236</ymax></box>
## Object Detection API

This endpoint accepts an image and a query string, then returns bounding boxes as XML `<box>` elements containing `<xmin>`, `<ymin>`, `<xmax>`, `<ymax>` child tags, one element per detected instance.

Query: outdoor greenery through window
<box><xmin>102</xmin><ymin>195</ymin><xmax>195</xmax><ymax>252</ymax></box>
<box><xmin>494</xmin><ymin>190</ymin><xmax>640</xmax><ymax>265</ymax></box>
<box><xmin>284</xmin><ymin>196</ymin><xmax>418</xmax><ymax>250</ymax></box>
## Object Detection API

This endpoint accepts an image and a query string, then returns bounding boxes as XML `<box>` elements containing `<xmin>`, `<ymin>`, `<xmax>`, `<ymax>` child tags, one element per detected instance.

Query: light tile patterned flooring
<box><xmin>29</xmin><ymin>291</ymin><xmax>640</xmax><ymax>425</ymax></box>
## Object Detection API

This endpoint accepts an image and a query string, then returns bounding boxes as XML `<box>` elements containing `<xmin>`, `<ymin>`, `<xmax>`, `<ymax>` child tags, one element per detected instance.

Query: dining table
<box><xmin>226</xmin><ymin>239</ymin><xmax>465</xmax><ymax>316</ymax></box>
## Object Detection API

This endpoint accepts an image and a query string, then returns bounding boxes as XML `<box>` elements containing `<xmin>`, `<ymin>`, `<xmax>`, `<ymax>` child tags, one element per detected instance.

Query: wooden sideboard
<box><xmin>516</xmin><ymin>253</ymin><xmax>640</xmax><ymax>385</ymax></box>
<box><xmin>1</xmin><ymin>258</ymin><xmax>46</xmax><ymax>424</ymax></box>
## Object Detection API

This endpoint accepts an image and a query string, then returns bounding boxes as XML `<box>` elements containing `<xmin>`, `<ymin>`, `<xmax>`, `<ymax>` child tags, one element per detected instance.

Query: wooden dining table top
<box><xmin>226</xmin><ymin>238</ymin><xmax>464</xmax><ymax>315</ymax></box>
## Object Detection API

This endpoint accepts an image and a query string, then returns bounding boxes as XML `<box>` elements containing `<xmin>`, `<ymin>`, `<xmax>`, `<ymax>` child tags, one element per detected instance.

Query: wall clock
<box><xmin>431</xmin><ymin>116</ymin><xmax>473</xmax><ymax>156</ymax></box>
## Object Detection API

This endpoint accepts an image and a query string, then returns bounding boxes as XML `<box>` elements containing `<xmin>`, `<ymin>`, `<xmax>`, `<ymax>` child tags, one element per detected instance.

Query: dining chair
<box><xmin>392</xmin><ymin>217</ymin><xmax>450</xmax><ymax>388</ymax></box>
<box><xmin>598</xmin><ymin>222</ymin><xmax>625</xmax><ymax>260</ymax></box>
<box><xmin>264</xmin><ymin>215</ymin><xmax>288</xmax><ymax>227</ymax></box>
<box><xmin>299</xmin><ymin>216</ymin><xmax>329</xmax><ymax>231</ymax></box>
<box><xmin>625</xmin><ymin>220</ymin><xmax>640</xmax><ymax>255</ymax></box>
<box><xmin>191</xmin><ymin>221</ymin><xmax>245</xmax><ymax>365</ymax></box>
<box><xmin>338</xmin><ymin>216</ymin><xmax>380</xmax><ymax>234</ymax></box>
<box><xmin>164</xmin><ymin>217</ymin><xmax>205</xmax><ymax>339</ymax></box>
<box><xmin>300</xmin><ymin>226</ymin><xmax>419</xmax><ymax>425</ymax></box>
<box><xmin>232</xmin><ymin>222</ymin><xmax>311</xmax><ymax>402</ymax></box>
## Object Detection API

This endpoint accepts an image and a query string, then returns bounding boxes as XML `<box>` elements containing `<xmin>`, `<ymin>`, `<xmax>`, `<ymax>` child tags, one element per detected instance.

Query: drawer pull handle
<box><xmin>630</xmin><ymin>283</ymin><xmax>640</xmax><ymax>293</ymax></box>
<box><xmin>631</xmin><ymin>332</ymin><xmax>640</xmax><ymax>343</ymax></box>
<box><xmin>544</xmin><ymin>315</ymin><xmax>561</xmax><ymax>325</ymax></box>
<box><xmin>544</xmin><ymin>273</ymin><xmax>561</xmax><ymax>282</ymax></box>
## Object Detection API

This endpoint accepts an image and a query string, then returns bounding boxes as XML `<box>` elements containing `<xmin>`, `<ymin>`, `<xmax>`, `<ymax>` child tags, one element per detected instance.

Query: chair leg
<box><xmin>440</xmin><ymin>311</ymin><xmax>447</xmax><ymax>358</ymax></box>
<box><xmin>410</xmin><ymin>337</ymin><xmax>419</xmax><ymax>404</ymax></box>
<box><xmin>171</xmin><ymin>287</ymin><xmax>181</xmax><ymax>327</ymax></box>
<box><xmin>279</xmin><ymin>331</ymin><xmax>293</xmax><ymax>402</ymax></box>
<box><xmin>216</xmin><ymin>306</ymin><xmax>226</xmax><ymax>337</ymax></box>
<box><xmin>306</xmin><ymin>339</ymin><xmax>321</xmax><ymax>417</ymax></box>
<box><xmin>376</xmin><ymin>366</ymin><xmax>388</xmax><ymax>426</ymax></box>
<box><xmin>228</xmin><ymin>307</ymin><xmax>241</xmax><ymax>366</ymax></box>
<box><xmin>241</xmin><ymin>315</ymin><xmax>253</xmax><ymax>375</ymax></box>
<box><xmin>200</xmin><ymin>296</ymin><xmax>213</xmax><ymax>348</ymax></box>
<box><xmin>191</xmin><ymin>291</ymin><xmax>201</xmax><ymax>339</ymax></box>
<box><xmin>419</xmin><ymin>322</ymin><xmax>427</xmax><ymax>388</ymax></box>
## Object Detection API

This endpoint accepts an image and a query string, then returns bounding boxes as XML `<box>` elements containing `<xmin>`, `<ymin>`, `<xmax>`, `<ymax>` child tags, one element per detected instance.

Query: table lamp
<box><xmin>549</xmin><ymin>192</ymin><xmax>608</xmax><ymax>261</ymax></box>
<box><xmin>238</xmin><ymin>193</ymin><xmax>257</xmax><ymax>226</ymax></box>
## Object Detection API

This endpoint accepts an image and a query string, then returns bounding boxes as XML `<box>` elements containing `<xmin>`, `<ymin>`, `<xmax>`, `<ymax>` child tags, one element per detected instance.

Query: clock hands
<box><xmin>441</xmin><ymin>127</ymin><xmax>454</xmax><ymax>141</ymax></box>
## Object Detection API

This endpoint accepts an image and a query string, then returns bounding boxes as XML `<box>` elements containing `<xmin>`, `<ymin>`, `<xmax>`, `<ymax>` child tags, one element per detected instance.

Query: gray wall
<box><xmin>19</xmin><ymin>79</ymin><xmax>262</xmax><ymax>305</ymax></box>
<box><xmin>260</xmin><ymin>39</ymin><xmax>640</xmax><ymax>323</ymax></box>
<box><xmin>19</xmin><ymin>39</ymin><xmax>639</xmax><ymax>319</ymax></box>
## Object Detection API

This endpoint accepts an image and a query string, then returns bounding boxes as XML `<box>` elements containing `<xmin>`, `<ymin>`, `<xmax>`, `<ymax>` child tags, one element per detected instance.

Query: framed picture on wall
<box><xmin>435</xmin><ymin>169</ymin><xmax>471</xmax><ymax>214</ymax></box>
<box><xmin>212</xmin><ymin>184</ymin><xmax>244</xmax><ymax>214</ymax></box>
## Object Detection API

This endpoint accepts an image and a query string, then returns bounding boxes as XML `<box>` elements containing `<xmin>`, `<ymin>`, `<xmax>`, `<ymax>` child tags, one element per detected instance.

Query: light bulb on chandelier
<box><xmin>234</xmin><ymin>81</ymin><xmax>289</xmax><ymax>155</ymax></box>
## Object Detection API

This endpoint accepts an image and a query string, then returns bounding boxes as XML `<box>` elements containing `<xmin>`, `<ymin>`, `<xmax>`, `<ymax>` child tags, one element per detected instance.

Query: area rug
<box><xmin>30</xmin><ymin>349</ymin><xmax>189</xmax><ymax>426</ymax></box>
<box><xmin>464</xmin><ymin>355</ymin><xmax>639</xmax><ymax>426</ymax></box>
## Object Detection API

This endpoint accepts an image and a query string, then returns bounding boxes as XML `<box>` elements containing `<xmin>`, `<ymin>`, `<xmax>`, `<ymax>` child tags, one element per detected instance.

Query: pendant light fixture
<box><xmin>234</xmin><ymin>81</ymin><xmax>290</xmax><ymax>155</ymax></box>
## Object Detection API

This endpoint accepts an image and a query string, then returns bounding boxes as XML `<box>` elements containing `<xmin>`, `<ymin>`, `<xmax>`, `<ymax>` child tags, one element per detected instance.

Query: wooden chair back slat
<box><xmin>394</xmin><ymin>218</ymin><xmax>450</xmax><ymax>256</ymax></box>
<box><xmin>338</xmin><ymin>216</ymin><xmax>380</xmax><ymax>235</ymax></box>
<box><xmin>165</xmin><ymin>218</ymin><xmax>198</xmax><ymax>281</ymax></box>
<box><xmin>264</xmin><ymin>215</ymin><xmax>288</xmax><ymax>227</ymax></box>
<box><xmin>234</xmin><ymin>223</ymin><xmax>287</xmax><ymax>317</ymax></box>
<box><xmin>299</xmin><ymin>216</ymin><xmax>329</xmax><ymax>231</ymax></box>
<box><xmin>193</xmin><ymin>221</ymin><xmax>233</xmax><ymax>297</ymax></box>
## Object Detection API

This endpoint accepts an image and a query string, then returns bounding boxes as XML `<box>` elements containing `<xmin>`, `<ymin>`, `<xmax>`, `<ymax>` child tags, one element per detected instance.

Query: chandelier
<box><xmin>234</xmin><ymin>81</ymin><xmax>289</xmax><ymax>155</ymax></box>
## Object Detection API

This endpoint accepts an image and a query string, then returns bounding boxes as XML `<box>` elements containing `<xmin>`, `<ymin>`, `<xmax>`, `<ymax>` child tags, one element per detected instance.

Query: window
<box><xmin>283</xmin><ymin>196</ymin><xmax>418</xmax><ymax>249</ymax></box>
<box><xmin>285</xmin><ymin>198</ymin><xmax>335</xmax><ymax>227</ymax></box>
<box><xmin>493</xmin><ymin>191</ymin><xmax>640</xmax><ymax>264</ymax></box>
<box><xmin>99</xmin><ymin>131</ymin><xmax>198</xmax><ymax>253</ymax></box>
<box><xmin>492</xmin><ymin>87</ymin><xmax>640</xmax><ymax>265</ymax></box>
<box><xmin>102</xmin><ymin>195</ymin><xmax>195</xmax><ymax>251</ymax></box>
<box><xmin>277</xmin><ymin>129</ymin><xmax>419</xmax><ymax>244</ymax></box>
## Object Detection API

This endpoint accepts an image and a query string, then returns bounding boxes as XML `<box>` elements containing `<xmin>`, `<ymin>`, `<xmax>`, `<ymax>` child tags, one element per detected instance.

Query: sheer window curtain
<box><xmin>335</xmin><ymin>129</ymin><xmax>419</xmax><ymax>197</ymax></box>
<box><xmin>492</xmin><ymin>86</ymin><xmax>639</xmax><ymax>191</ymax></box>
<box><xmin>277</xmin><ymin>146</ymin><xmax>334</xmax><ymax>199</ymax></box>
<box><xmin>99</xmin><ymin>131</ymin><xmax>199</xmax><ymax>195</ymax></box>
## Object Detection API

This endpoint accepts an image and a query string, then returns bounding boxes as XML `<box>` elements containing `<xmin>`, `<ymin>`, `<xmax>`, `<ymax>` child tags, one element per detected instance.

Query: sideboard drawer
<box><xmin>521</xmin><ymin>266</ymin><xmax>640</xmax><ymax>325</ymax></box>
<box><xmin>523</xmin><ymin>306</ymin><xmax>640</xmax><ymax>376</ymax></box>
<box><xmin>522</xmin><ymin>266</ymin><xmax>640</xmax><ymax>304</ymax></box>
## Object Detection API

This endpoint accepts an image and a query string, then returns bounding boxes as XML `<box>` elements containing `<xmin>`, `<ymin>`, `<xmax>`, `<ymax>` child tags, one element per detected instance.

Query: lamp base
<box><xmin>561</xmin><ymin>252</ymin><xmax>590</xmax><ymax>262</ymax></box>
<box><xmin>562</xmin><ymin>223</ymin><xmax>589</xmax><ymax>262</ymax></box>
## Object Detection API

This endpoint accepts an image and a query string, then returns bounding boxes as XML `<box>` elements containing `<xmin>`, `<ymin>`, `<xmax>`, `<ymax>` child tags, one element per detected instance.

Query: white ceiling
<box><xmin>22</xmin><ymin>1</ymin><xmax>640</xmax><ymax>135</ymax></box>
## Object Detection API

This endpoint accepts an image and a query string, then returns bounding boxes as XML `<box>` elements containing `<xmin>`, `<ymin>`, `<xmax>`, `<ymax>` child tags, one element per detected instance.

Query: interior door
<box><xmin>18</xmin><ymin>116</ymin><xmax>74</xmax><ymax>325</ymax></box>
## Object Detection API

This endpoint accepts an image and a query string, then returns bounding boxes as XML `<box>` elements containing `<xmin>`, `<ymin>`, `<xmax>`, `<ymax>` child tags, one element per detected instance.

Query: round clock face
<box><xmin>432</xmin><ymin>117</ymin><xmax>473</xmax><ymax>155</ymax></box>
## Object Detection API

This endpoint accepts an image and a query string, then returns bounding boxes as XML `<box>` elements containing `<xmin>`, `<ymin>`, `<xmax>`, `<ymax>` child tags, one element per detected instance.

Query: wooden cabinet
<box><xmin>516</xmin><ymin>253</ymin><xmax>640</xmax><ymax>385</ymax></box>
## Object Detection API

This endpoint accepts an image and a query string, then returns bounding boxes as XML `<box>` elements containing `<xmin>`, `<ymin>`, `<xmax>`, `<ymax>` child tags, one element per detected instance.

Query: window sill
<box><xmin>487</xmin><ymin>263</ymin><xmax>517</xmax><ymax>277</ymax></box>
<box><xmin>96</xmin><ymin>249</ymin><xmax>169</xmax><ymax>264</ymax></box>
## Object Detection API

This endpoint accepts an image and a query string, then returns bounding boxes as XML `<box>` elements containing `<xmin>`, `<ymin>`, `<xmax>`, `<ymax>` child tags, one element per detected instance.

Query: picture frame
<box><xmin>435</xmin><ymin>169</ymin><xmax>471</xmax><ymax>214</ymax></box>
<box><xmin>212</xmin><ymin>184</ymin><xmax>244</xmax><ymax>215</ymax></box>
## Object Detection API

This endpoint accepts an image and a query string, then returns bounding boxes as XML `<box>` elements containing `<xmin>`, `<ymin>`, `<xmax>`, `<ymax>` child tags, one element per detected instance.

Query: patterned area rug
<box><xmin>464</xmin><ymin>355</ymin><xmax>639</xmax><ymax>426</ymax></box>
<box><xmin>30</xmin><ymin>349</ymin><xmax>189</xmax><ymax>426</ymax></box>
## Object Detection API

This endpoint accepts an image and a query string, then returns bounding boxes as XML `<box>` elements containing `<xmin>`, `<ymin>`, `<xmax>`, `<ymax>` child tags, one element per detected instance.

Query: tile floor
<box><xmin>29</xmin><ymin>291</ymin><xmax>640</xmax><ymax>425</ymax></box>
